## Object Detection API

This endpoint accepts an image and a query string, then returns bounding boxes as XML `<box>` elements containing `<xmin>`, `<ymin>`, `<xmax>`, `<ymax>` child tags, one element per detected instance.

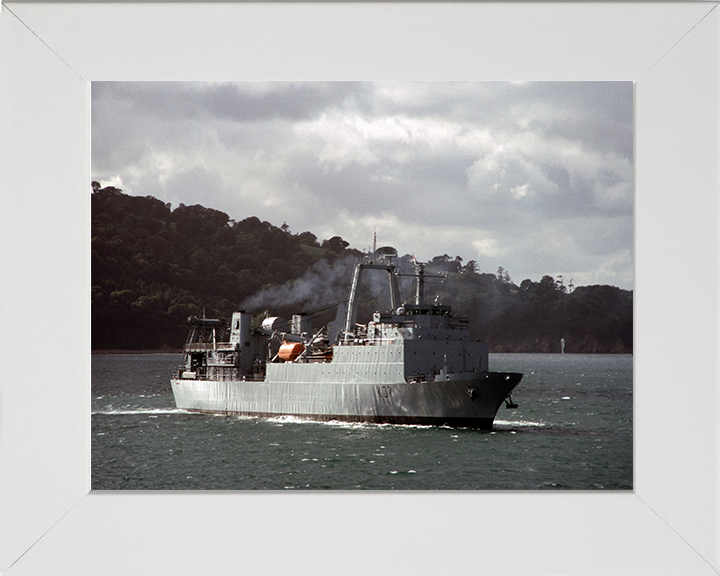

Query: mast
<box><xmin>414</xmin><ymin>259</ymin><xmax>425</xmax><ymax>305</ymax></box>
<box><xmin>344</xmin><ymin>261</ymin><xmax>363</xmax><ymax>340</ymax></box>
<box><xmin>344</xmin><ymin>255</ymin><xmax>402</xmax><ymax>340</ymax></box>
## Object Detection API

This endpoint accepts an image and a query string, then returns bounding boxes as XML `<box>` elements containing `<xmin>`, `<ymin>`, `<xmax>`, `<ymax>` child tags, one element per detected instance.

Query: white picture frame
<box><xmin>1</xmin><ymin>2</ymin><xmax>718</xmax><ymax>574</ymax></box>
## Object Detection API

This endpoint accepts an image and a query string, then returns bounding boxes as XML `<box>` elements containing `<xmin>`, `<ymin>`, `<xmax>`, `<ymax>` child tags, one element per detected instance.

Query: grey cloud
<box><xmin>206</xmin><ymin>82</ymin><xmax>371</xmax><ymax>123</ymax></box>
<box><xmin>513</xmin><ymin>82</ymin><xmax>633</xmax><ymax>158</ymax></box>
<box><xmin>377</xmin><ymin>81</ymin><xmax>632</xmax><ymax>159</ymax></box>
<box><xmin>94</xmin><ymin>81</ymin><xmax>370</xmax><ymax>124</ymax></box>
<box><xmin>163</xmin><ymin>165</ymin><xmax>224</xmax><ymax>206</ymax></box>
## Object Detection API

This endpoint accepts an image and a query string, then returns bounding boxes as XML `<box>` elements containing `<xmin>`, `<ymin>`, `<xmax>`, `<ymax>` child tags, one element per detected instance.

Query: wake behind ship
<box><xmin>171</xmin><ymin>248</ymin><xmax>522</xmax><ymax>429</ymax></box>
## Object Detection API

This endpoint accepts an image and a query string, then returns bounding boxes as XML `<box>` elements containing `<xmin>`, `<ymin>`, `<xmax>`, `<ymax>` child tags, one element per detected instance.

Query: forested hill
<box><xmin>91</xmin><ymin>185</ymin><xmax>632</xmax><ymax>353</ymax></box>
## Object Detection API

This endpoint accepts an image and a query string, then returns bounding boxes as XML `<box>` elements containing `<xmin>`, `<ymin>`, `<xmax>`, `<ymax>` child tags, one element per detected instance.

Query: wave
<box><xmin>264</xmin><ymin>415</ymin><xmax>371</xmax><ymax>429</ymax></box>
<box><xmin>495</xmin><ymin>419</ymin><xmax>546</xmax><ymax>427</ymax></box>
<box><xmin>493</xmin><ymin>419</ymin><xmax>547</xmax><ymax>429</ymax></box>
<box><xmin>252</xmin><ymin>414</ymin><xmax>553</xmax><ymax>432</ymax></box>
<box><xmin>93</xmin><ymin>408</ymin><xmax>552</xmax><ymax>434</ymax></box>
<box><xmin>92</xmin><ymin>408</ymin><xmax>186</xmax><ymax>416</ymax></box>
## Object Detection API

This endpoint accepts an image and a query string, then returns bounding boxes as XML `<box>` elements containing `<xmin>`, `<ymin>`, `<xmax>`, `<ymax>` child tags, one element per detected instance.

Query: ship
<box><xmin>171</xmin><ymin>248</ymin><xmax>522</xmax><ymax>429</ymax></box>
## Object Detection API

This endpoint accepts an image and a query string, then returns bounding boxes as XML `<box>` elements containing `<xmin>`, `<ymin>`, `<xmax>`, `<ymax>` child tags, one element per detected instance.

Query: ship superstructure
<box><xmin>171</xmin><ymin>249</ymin><xmax>521</xmax><ymax>429</ymax></box>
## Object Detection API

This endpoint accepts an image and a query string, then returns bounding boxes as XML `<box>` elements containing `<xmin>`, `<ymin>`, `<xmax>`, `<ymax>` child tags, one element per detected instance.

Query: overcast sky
<box><xmin>92</xmin><ymin>81</ymin><xmax>633</xmax><ymax>290</ymax></box>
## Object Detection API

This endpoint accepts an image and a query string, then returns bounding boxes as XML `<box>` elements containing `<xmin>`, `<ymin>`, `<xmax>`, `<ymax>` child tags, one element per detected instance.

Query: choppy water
<box><xmin>91</xmin><ymin>353</ymin><xmax>632</xmax><ymax>490</ymax></box>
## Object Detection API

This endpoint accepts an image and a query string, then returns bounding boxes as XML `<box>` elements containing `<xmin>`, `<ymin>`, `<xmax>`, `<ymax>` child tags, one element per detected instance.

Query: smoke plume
<box><xmin>241</xmin><ymin>254</ymin><xmax>428</xmax><ymax>318</ymax></box>
<box><xmin>241</xmin><ymin>256</ymin><xmax>357</xmax><ymax>313</ymax></box>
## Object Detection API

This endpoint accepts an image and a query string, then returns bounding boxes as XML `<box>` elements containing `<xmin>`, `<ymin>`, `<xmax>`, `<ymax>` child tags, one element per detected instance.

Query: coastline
<box><xmin>92</xmin><ymin>348</ymin><xmax>631</xmax><ymax>355</ymax></box>
<box><xmin>92</xmin><ymin>349</ymin><xmax>182</xmax><ymax>355</ymax></box>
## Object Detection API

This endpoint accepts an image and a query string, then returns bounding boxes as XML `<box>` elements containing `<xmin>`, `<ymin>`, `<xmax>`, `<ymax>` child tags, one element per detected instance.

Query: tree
<box><xmin>322</xmin><ymin>236</ymin><xmax>349</xmax><ymax>253</ymax></box>
<box><xmin>463</xmin><ymin>260</ymin><xmax>478</xmax><ymax>275</ymax></box>
<box><xmin>497</xmin><ymin>266</ymin><xmax>512</xmax><ymax>284</ymax></box>
<box><xmin>295</xmin><ymin>231</ymin><xmax>319</xmax><ymax>246</ymax></box>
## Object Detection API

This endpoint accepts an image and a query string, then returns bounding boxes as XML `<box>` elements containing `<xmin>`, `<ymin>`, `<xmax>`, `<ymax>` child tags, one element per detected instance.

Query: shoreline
<box><xmin>92</xmin><ymin>349</ymin><xmax>631</xmax><ymax>356</ymax></box>
<box><xmin>92</xmin><ymin>349</ymin><xmax>182</xmax><ymax>355</ymax></box>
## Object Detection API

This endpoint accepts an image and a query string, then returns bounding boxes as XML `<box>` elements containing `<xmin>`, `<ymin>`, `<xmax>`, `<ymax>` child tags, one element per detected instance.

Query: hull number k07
<box><xmin>377</xmin><ymin>385</ymin><xmax>392</xmax><ymax>399</ymax></box>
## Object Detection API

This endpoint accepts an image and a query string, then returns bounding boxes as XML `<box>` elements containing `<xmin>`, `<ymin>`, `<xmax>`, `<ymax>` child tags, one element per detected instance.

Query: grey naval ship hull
<box><xmin>171</xmin><ymin>344</ymin><xmax>521</xmax><ymax>429</ymax></box>
<box><xmin>172</xmin><ymin>372</ymin><xmax>520</xmax><ymax>429</ymax></box>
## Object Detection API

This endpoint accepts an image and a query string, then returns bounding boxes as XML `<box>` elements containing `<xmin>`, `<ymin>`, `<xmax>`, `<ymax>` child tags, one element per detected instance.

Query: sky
<box><xmin>92</xmin><ymin>81</ymin><xmax>633</xmax><ymax>290</ymax></box>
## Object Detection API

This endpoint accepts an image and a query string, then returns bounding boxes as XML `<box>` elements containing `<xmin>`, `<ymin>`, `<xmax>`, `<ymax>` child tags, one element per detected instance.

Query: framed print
<box><xmin>1</xmin><ymin>2</ymin><xmax>718</xmax><ymax>575</ymax></box>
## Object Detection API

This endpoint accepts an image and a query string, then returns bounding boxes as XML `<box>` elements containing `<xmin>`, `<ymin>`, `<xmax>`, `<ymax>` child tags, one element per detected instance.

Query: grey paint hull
<box><xmin>171</xmin><ymin>369</ymin><xmax>521</xmax><ymax>429</ymax></box>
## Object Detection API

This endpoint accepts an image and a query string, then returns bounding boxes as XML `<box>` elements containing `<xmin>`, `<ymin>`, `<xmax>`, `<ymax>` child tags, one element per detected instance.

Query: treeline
<box><xmin>91</xmin><ymin>184</ymin><xmax>361</xmax><ymax>349</ymax></box>
<box><xmin>435</xmin><ymin>266</ymin><xmax>632</xmax><ymax>353</ymax></box>
<box><xmin>91</xmin><ymin>185</ymin><xmax>632</xmax><ymax>353</ymax></box>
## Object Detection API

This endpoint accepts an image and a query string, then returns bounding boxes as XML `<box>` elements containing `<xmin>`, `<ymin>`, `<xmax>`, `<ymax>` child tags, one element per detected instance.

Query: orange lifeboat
<box><xmin>278</xmin><ymin>341</ymin><xmax>304</xmax><ymax>361</ymax></box>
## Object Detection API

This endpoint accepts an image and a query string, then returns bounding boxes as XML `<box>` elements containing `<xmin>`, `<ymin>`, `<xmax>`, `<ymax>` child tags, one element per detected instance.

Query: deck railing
<box><xmin>184</xmin><ymin>342</ymin><xmax>237</xmax><ymax>352</ymax></box>
<box><xmin>173</xmin><ymin>370</ymin><xmax>265</xmax><ymax>382</ymax></box>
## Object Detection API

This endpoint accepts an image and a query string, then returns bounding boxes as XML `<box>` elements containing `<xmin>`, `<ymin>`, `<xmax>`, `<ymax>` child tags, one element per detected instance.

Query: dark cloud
<box><xmin>93</xmin><ymin>81</ymin><xmax>370</xmax><ymax>123</ymax></box>
<box><xmin>206</xmin><ymin>82</ymin><xmax>371</xmax><ymax>123</ymax></box>
<box><xmin>372</xmin><ymin>81</ymin><xmax>632</xmax><ymax>157</ymax></box>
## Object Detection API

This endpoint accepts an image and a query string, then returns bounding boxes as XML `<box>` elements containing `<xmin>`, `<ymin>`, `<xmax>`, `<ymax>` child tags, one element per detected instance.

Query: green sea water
<box><xmin>91</xmin><ymin>353</ymin><xmax>632</xmax><ymax>490</ymax></box>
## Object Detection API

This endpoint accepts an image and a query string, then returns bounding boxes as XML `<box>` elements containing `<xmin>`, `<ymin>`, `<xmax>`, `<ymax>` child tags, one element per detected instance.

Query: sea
<box><xmin>91</xmin><ymin>353</ymin><xmax>632</xmax><ymax>490</ymax></box>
